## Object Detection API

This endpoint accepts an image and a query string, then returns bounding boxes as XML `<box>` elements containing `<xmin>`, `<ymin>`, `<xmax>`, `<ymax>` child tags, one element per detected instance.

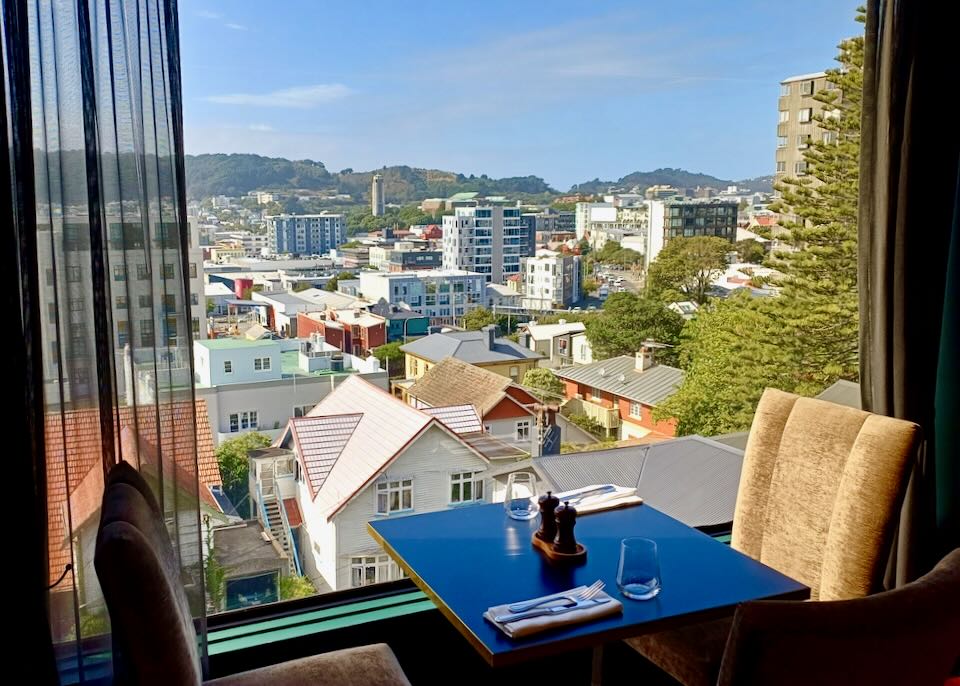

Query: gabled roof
<box><xmin>532</xmin><ymin>436</ymin><xmax>744</xmax><ymax>528</ymax></box>
<box><xmin>555</xmin><ymin>356</ymin><xmax>684</xmax><ymax>406</ymax></box>
<box><xmin>421</xmin><ymin>404</ymin><xmax>484</xmax><ymax>435</ymax></box>
<box><xmin>282</xmin><ymin>375</ymin><xmax>519</xmax><ymax>521</ymax></box>
<box><xmin>407</xmin><ymin>358</ymin><xmax>513</xmax><ymax>416</ymax></box>
<box><xmin>400</xmin><ymin>330</ymin><xmax>541</xmax><ymax>365</ymax></box>
<box><xmin>523</xmin><ymin>321</ymin><xmax>586</xmax><ymax>341</ymax></box>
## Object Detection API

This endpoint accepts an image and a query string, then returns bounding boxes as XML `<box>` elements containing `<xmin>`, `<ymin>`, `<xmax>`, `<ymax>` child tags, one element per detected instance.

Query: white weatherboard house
<box><xmin>276</xmin><ymin>375</ymin><xmax>519</xmax><ymax>591</ymax></box>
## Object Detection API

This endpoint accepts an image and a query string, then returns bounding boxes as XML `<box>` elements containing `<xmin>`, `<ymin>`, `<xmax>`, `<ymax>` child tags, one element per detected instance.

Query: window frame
<box><xmin>224</xmin><ymin>360</ymin><xmax>233</xmax><ymax>374</ymax></box>
<box><xmin>516</xmin><ymin>420</ymin><xmax>531</xmax><ymax>441</ymax></box>
<box><xmin>375</xmin><ymin>478</ymin><xmax>414</xmax><ymax>515</ymax></box>
<box><xmin>449</xmin><ymin>471</ymin><xmax>485</xmax><ymax>504</ymax></box>
<box><xmin>629</xmin><ymin>401</ymin><xmax>642</xmax><ymax>418</ymax></box>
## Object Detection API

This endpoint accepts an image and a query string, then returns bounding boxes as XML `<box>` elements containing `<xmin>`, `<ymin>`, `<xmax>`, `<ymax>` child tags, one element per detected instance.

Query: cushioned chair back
<box><xmin>731</xmin><ymin>388</ymin><xmax>919</xmax><ymax>600</ymax></box>
<box><xmin>717</xmin><ymin>548</ymin><xmax>960</xmax><ymax>686</ymax></box>
<box><xmin>94</xmin><ymin>461</ymin><xmax>202</xmax><ymax>686</ymax></box>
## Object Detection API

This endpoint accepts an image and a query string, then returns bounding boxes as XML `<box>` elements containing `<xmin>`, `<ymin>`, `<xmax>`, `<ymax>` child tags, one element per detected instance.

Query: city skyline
<box><xmin>181</xmin><ymin>0</ymin><xmax>860</xmax><ymax>189</ymax></box>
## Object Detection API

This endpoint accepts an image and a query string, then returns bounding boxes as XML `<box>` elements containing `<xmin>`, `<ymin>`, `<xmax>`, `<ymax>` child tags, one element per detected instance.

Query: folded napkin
<box><xmin>554</xmin><ymin>484</ymin><xmax>643</xmax><ymax>514</ymax></box>
<box><xmin>484</xmin><ymin>586</ymin><xmax>623</xmax><ymax>639</ymax></box>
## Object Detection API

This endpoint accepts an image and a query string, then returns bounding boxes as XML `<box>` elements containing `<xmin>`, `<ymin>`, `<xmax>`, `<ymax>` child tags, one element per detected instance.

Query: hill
<box><xmin>570</xmin><ymin>168</ymin><xmax>736</xmax><ymax>195</ymax></box>
<box><xmin>184</xmin><ymin>154</ymin><xmax>556</xmax><ymax>201</ymax></box>
<box><xmin>734</xmin><ymin>175</ymin><xmax>774</xmax><ymax>193</ymax></box>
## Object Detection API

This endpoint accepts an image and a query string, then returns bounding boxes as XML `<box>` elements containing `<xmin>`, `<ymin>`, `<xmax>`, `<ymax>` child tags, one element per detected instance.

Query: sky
<box><xmin>180</xmin><ymin>0</ymin><xmax>861</xmax><ymax>190</ymax></box>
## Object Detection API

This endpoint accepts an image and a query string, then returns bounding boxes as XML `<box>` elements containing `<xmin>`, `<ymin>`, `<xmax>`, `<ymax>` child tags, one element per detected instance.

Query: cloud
<box><xmin>248</xmin><ymin>124</ymin><xmax>274</xmax><ymax>132</ymax></box>
<box><xmin>225</xmin><ymin>23</ymin><xmax>247</xmax><ymax>31</ymax></box>
<box><xmin>195</xmin><ymin>10</ymin><xmax>221</xmax><ymax>19</ymax></box>
<box><xmin>206</xmin><ymin>84</ymin><xmax>353</xmax><ymax>108</ymax></box>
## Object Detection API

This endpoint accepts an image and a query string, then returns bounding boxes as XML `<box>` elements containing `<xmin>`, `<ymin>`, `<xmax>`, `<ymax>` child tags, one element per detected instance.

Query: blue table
<box><xmin>368</xmin><ymin>502</ymin><xmax>807</xmax><ymax>669</ymax></box>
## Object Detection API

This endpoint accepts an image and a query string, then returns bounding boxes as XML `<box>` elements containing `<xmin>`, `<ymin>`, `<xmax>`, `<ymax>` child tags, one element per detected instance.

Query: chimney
<box><xmin>482</xmin><ymin>324</ymin><xmax>496</xmax><ymax>349</ymax></box>
<box><xmin>635</xmin><ymin>346</ymin><xmax>655</xmax><ymax>372</ymax></box>
<box><xmin>518</xmin><ymin>331</ymin><xmax>530</xmax><ymax>349</ymax></box>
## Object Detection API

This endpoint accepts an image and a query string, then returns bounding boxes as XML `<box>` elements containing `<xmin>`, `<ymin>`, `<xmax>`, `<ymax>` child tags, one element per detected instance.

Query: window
<box><xmin>376</xmin><ymin>479</ymin><xmax>413</xmax><ymax>514</ymax></box>
<box><xmin>190</xmin><ymin>292</ymin><xmax>198</xmax><ymax>306</ymax></box>
<box><xmin>229</xmin><ymin>411</ymin><xmax>258</xmax><ymax>432</ymax></box>
<box><xmin>823</xmin><ymin>130</ymin><xmax>838</xmax><ymax>144</ymax></box>
<box><xmin>113</xmin><ymin>265</ymin><xmax>127</xmax><ymax>281</ymax></box>
<box><xmin>162</xmin><ymin>263</ymin><xmax>175</xmax><ymax>280</ymax></box>
<box><xmin>115</xmin><ymin>295</ymin><xmax>128</xmax><ymax>309</ymax></box>
<box><xmin>777</xmin><ymin>136</ymin><xmax>788</xmax><ymax>149</ymax></box>
<box><xmin>350</xmin><ymin>555</ymin><xmax>404</xmax><ymax>588</ymax></box>
<box><xmin>254</xmin><ymin>356</ymin><xmax>271</xmax><ymax>371</ymax></box>
<box><xmin>800</xmin><ymin>79</ymin><xmax>815</xmax><ymax>96</ymax></box>
<box><xmin>192</xmin><ymin>317</ymin><xmax>200</xmax><ymax>335</ymax></box>
<box><xmin>776</xmin><ymin>161</ymin><xmax>787</xmax><ymax>173</ymax></box>
<box><xmin>189</xmin><ymin>262</ymin><xmax>197</xmax><ymax>278</ymax></box>
<box><xmin>778</xmin><ymin>110</ymin><xmax>789</xmax><ymax>123</ymax></box>
<box><xmin>509</xmin><ymin>365</ymin><xmax>519</xmax><ymax>381</ymax></box>
<box><xmin>139</xmin><ymin>294</ymin><xmax>152</xmax><ymax>308</ymax></box>
<box><xmin>630</xmin><ymin>401</ymin><xmax>642</xmax><ymax>418</ymax></box>
<box><xmin>797</xmin><ymin>134</ymin><xmax>811</xmax><ymax>149</ymax></box>
<box><xmin>795</xmin><ymin>161</ymin><xmax>808</xmax><ymax>175</ymax></box>
<box><xmin>779</xmin><ymin>83</ymin><xmax>791</xmax><ymax>96</ymax></box>
<box><xmin>798</xmin><ymin>108</ymin><xmax>813</xmax><ymax>123</ymax></box>
<box><xmin>591</xmin><ymin>387</ymin><xmax>603</xmax><ymax>401</ymax></box>
<box><xmin>450</xmin><ymin>471</ymin><xmax>484</xmax><ymax>504</ymax></box>
<box><xmin>117</xmin><ymin>320</ymin><xmax>129</xmax><ymax>347</ymax></box>
<box><xmin>223</xmin><ymin>360</ymin><xmax>233</xmax><ymax>374</ymax></box>
<box><xmin>67</xmin><ymin>266</ymin><xmax>82</xmax><ymax>282</ymax></box>
<box><xmin>293</xmin><ymin>403</ymin><xmax>314</xmax><ymax>417</ymax></box>
<box><xmin>136</xmin><ymin>263</ymin><xmax>149</xmax><ymax>280</ymax></box>
<box><xmin>516</xmin><ymin>420</ymin><xmax>531</xmax><ymax>441</ymax></box>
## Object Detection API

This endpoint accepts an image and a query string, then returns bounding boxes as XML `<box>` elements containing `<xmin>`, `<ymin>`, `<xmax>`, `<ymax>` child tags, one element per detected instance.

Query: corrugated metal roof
<box><xmin>533</xmin><ymin>436</ymin><xmax>744</xmax><ymax>528</ymax></box>
<box><xmin>400</xmin><ymin>330</ymin><xmax>542</xmax><ymax>364</ymax></box>
<box><xmin>421</xmin><ymin>404</ymin><xmax>484</xmax><ymax>435</ymax></box>
<box><xmin>524</xmin><ymin>322</ymin><xmax>586</xmax><ymax>341</ymax></box>
<box><xmin>555</xmin><ymin>356</ymin><xmax>684</xmax><ymax>406</ymax></box>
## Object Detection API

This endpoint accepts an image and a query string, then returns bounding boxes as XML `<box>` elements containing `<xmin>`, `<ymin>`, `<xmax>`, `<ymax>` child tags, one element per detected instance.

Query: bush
<box><xmin>567</xmin><ymin>414</ymin><xmax>605</xmax><ymax>438</ymax></box>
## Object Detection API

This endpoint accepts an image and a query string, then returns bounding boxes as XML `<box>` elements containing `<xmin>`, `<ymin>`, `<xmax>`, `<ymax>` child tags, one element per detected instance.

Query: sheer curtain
<box><xmin>5</xmin><ymin>0</ymin><xmax>208</xmax><ymax>680</ymax></box>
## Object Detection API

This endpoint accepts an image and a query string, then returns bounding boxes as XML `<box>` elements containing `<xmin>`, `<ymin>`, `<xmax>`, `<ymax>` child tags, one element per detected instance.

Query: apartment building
<box><xmin>574</xmin><ymin>198</ymin><xmax>650</xmax><ymax>250</ymax></box>
<box><xmin>662</xmin><ymin>198</ymin><xmax>739</xmax><ymax>244</ymax></box>
<box><xmin>520</xmin><ymin>249</ymin><xmax>582</xmax><ymax>311</ymax></box>
<box><xmin>357</xmin><ymin>269</ymin><xmax>485</xmax><ymax>325</ymax></box>
<box><xmin>267</xmin><ymin>213</ymin><xmax>345</xmax><ymax>256</ymax></box>
<box><xmin>441</xmin><ymin>203</ymin><xmax>529</xmax><ymax>282</ymax></box>
<box><xmin>776</xmin><ymin>71</ymin><xmax>837</xmax><ymax>184</ymax></box>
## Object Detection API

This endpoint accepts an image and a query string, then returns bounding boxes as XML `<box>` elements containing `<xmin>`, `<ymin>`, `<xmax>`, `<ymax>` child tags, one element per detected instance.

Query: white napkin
<box><xmin>483</xmin><ymin>586</ymin><xmax>623</xmax><ymax>639</ymax></box>
<box><xmin>553</xmin><ymin>484</ymin><xmax>643</xmax><ymax>514</ymax></box>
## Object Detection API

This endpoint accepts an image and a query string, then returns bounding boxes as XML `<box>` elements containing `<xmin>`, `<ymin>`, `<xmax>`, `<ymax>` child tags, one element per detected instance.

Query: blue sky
<box><xmin>180</xmin><ymin>1</ymin><xmax>861</xmax><ymax>190</ymax></box>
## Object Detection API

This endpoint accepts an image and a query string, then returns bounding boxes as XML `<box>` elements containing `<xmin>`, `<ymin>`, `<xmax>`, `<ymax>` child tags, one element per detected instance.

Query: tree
<box><xmin>462</xmin><ymin>306</ymin><xmax>497</xmax><ymax>331</ymax></box>
<box><xmin>577</xmin><ymin>238</ymin><xmax>592</xmax><ymax>256</ymax></box>
<box><xmin>582</xmin><ymin>277</ymin><xmax>599</xmax><ymax>295</ymax></box>
<box><xmin>372</xmin><ymin>341</ymin><xmax>404</xmax><ymax>378</ymax></box>
<box><xmin>292</xmin><ymin>281</ymin><xmax>312</xmax><ymax>292</ymax></box>
<box><xmin>594</xmin><ymin>241</ymin><xmax>643</xmax><ymax>268</ymax></box>
<box><xmin>216</xmin><ymin>432</ymin><xmax>272</xmax><ymax>518</ymax></box>
<box><xmin>735</xmin><ymin>238</ymin><xmax>766</xmax><ymax>264</ymax></box>
<box><xmin>584</xmin><ymin>292</ymin><xmax>684</xmax><ymax>365</ymax></box>
<box><xmin>522</xmin><ymin>368</ymin><xmax>565</xmax><ymax>403</ymax></box>
<box><xmin>646</xmin><ymin>236</ymin><xmax>730</xmax><ymax>305</ymax></box>
<box><xmin>325</xmin><ymin>271</ymin><xmax>356</xmax><ymax>292</ymax></box>
<box><xmin>279</xmin><ymin>575</ymin><xmax>316</xmax><ymax>600</ymax></box>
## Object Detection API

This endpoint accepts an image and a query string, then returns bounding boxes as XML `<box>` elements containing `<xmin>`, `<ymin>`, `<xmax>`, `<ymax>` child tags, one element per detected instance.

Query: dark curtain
<box><xmin>4</xmin><ymin>0</ymin><xmax>207</xmax><ymax>681</ymax></box>
<box><xmin>858</xmin><ymin>0</ymin><xmax>960</xmax><ymax>585</ymax></box>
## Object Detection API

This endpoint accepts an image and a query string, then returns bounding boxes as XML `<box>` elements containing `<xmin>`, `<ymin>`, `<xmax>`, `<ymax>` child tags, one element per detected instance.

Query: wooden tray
<box><xmin>531</xmin><ymin>532</ymin><xmax>587</xmax><ymax>564</ymax></box>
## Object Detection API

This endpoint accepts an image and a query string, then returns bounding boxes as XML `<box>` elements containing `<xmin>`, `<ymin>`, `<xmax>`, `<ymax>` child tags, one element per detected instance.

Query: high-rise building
<box><xmin>441</xmin><ymin>203</ymin><xmax>529</xmax><ymax>282</ymax></box>
<box><xmin>521</xmin><ymin>250</ymin><xmax>582</xmax><ymax>311</ymax></box>
<box><xmin>662</xmin><ymin>198</ymin><xmax>738</xmax><ymax>244</ymax></box>
<box><xmin>358</xmin><ymin>269</ymin><xmax>485</xmax><ymax>325</ymax></box>
<box><xmin>775</xmin><ymin>71</ymin><xmax>837</xmax><ymax>185</ymax></box>
<box><xmin>266</xmin><ymin>213</ymin><xmax>345</xmax><ymax>256</ymax></box>
<box><xmin>371</xmin><ymin>173</ymin><xmax>385</xmax><ymax>216</ymax></box>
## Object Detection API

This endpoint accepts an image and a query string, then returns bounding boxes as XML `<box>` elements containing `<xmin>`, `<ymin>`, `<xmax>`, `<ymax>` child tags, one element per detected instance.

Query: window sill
<box><xmin>374</xmin><ymin>508</ymin><xmax>415</xmax><ymax>517</ymax></box>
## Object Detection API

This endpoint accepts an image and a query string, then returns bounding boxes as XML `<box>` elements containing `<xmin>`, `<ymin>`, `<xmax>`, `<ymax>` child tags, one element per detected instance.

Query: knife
<box><xmin>494</xmin><ymin>597</ymin><xmax>611</xmax><ymax>624</ymax></box>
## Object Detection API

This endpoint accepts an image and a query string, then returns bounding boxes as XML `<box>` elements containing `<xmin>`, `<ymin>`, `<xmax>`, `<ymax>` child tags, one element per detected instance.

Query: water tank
<box><xmin>330</xmin><ymin>355</ymin><xmax>345</xmax><ymax>372</ymax></box>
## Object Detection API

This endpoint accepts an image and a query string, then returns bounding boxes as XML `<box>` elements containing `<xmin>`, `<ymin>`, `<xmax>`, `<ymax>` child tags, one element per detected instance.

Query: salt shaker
<box><xmin>536</xmin><ymin>491</ymin><xmax>560</xmax><ymax>543</ymax></box>
<box><xmin>553</xmin><ymin>500</ymin><xmax>579</xmax><ymax>554</ymax></box>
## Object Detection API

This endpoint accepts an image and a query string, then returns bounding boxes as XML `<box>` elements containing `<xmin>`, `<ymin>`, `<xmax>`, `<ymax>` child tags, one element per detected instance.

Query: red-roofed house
<box><xmin>272</xmin><ymin>375</ymin><xmax>524</xmax><ymax>591</ymax></box>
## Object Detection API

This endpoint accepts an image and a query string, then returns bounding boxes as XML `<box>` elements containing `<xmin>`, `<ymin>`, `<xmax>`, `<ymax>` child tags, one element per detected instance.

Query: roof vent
<box><xmin>598</xmin><ymin>368</ymin><xmax>606</xmax><ymax>377</ymax></box>
<box><xmin>618</xmin><ymin>374</ymin><xmax>626</xmax><ymax>384</ymax></box>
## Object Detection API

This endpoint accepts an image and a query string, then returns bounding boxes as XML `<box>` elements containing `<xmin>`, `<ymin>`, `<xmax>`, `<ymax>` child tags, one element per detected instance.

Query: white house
<box><xmin>571</xmin><ymin>332</ymin><xmax>594</xmax><ymax>365</ymax></box>
<box><xmin>274</xmin><ymin>375</ymin><xmax>521</xmax><ymax>591</ymax></box>
<box><xmin>205</xmin><ymin>282</ymin><xmax>235</xmax><ymax>315</ymax></box>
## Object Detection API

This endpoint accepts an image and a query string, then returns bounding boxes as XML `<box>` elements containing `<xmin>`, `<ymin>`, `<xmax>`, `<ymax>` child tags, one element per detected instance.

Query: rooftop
<box><xmin>555</xmin><ymin>356</ymin><xmax>685</xmax><ymax>406</ymax></box>
<box><xmin>407</xmin><ymin>357</ymin><xmax>536</xmax><ymax>417</ymax></box>
<box><xmin>401</xmin><ymin>327</ymin><xmax>542</xmax><ymax>365</ymax></box>
<box><xmin>212</xmin><ymin>521</ymin><xmax>287</xmax><ymax>578</ymax></box>
<box><xmin>523</xmin><ymin>321</ymin><xmax>587</xmax><ymax>341</ymax></box>
<box><xmin>781</xmin><ymin>71</ymin><xmax>829</xmax><ymax>83</ymax></box>
<box><xmin>197</xmin><ymin>338</ymin><xmax>277</xmax><ymax>350</ymax></box>
<box><xmin>279</xmin><ymin>350</ymin><xmax>360</xmax><ymax>378</ymax></box>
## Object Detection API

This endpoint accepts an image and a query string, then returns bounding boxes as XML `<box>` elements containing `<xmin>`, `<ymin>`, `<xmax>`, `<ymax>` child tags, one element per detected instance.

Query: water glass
<box><xmin>617</xmin><ymin>537</ymin><xmax>661</xmax><ymax>600</ymax></box>
<box><xmin>504</xmin><ymin>472</ymin><xmax>538</xmax><ymax>520</ymax></box>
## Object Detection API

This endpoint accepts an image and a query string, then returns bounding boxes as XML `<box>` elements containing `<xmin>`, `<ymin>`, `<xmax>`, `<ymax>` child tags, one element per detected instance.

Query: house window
<box><xmin>776</xmin><ymin>136</ymin><xmax>787</xmax><ymax>149</ymax></box>
<box><xmin>254</xmin><ymin>356</ymin><xmax>272</xmax><ymax>371</ymax></box>
<box><xmin>778</xmin><ymin>110</ymin><xmax>789</xmax><ymax>123</ymax></box>
<box><xmin>776</xmin><ymin>161</ymin><xmax>786</xmax><ymax>173</ymax></box>
<box><xmin>800</xmin><ymin>80</ymin><xmax>815</xmax><ymax>96</ymax></box>
<box><xmin>798</xmin><ymin>108</ymin><xmax>813</xmax><ymax>123</ymax></box>
<box><xmin>797</xmin><ymin>134</ymin><xmax>811</xmax><ymax>149</ymax></box>
<box><xmin>223</xmin><ymin>360</ymin><xmax>233</xmax><ymax>374</ymax></box>
<box><xmin>293</xmin><ymin>404</ymin><xmax>314</xmax><ymax>417</ymax></box>
<box><xmin>795</xmin><ymin>161</ymin><xmax>808</xmax><ymax>175</ymax></box>
<box><xmin>779</xmin><ymin>83</ymin><xmax>790</xmax><ymax>96</ymax></box>
<box><xmin>350</xmin><ymin>555</ymin><xmax>404</xmax><ymax>588</ymax></box>
<box><xmin>113</xmin><ymin>265</ymin><xmax>126</xmax><ymax>281</ymax></box>
<box><xmin>376</xmin><ymin>479</ymin><xmax>413</xmax><ymax>515</ymax></box>
<box><xmin>591</xmin><ymin>387</ymin><xmax>603</xmax><ymax>401</ymax></box>
<box><xmin>516</xmin><ymin>420</ymin><xmax>531</xmax><ymax>441</ymax></box>
<box><xmin>630</xmin><ymin>401</ymin><xmax>642</xmax><ymax>418</ymax></box>
<box><xmin>450</xmin><ymin>471</ymin><xmax>484</xmax><ymax>504</ymax></box>
<box><xmin>509</xmin><ymin>365</ymin><xmax>519</xmax><ymax>381</ymax></box>
<box><xmin>229</xmin><ymin>410</ymin><xmax>258</xmax><ymax>432</ymax></box>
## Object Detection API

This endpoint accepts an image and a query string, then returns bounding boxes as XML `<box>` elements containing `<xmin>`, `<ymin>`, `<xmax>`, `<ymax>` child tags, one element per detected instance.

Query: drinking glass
<box><xmin>504</xmin><ymin>472</ymin><xmax>538</xmax><ymax>520</ymax></box>
<box><xmin>617</xmin><ymin>537</ymin><xmax>661</xmax><ymax>600</ymax></box>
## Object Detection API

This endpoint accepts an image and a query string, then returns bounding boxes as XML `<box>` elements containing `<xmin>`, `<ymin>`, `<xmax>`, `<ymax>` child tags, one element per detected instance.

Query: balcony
<box><xmin>563</xmin><ymin>396</ymin><xmax>621</xmax><ymax>430</ymax></box>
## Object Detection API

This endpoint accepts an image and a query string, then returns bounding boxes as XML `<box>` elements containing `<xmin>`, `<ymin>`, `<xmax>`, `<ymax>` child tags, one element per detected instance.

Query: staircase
<box><xmin>257</xmin><ymin>474</ymin><xmax>299</xmax><ymax>576</ymax></box>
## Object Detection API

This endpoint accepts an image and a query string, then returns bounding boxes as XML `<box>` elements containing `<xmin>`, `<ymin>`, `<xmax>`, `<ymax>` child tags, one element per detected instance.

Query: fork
<box><xmin>494</xmin><ymin>596</ymin><xmax>612</xmax><ymax>624</ymax></box>
<box><xmin>506</xmin><ymin>580</ymin><xmax>604</xmax><ymax>613</ymax></box>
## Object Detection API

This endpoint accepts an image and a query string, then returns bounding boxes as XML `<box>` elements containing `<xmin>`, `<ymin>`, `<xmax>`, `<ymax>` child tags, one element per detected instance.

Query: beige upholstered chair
<box><xmin>95</xmin><ymin>461</ymin><xmax>410</xmax><ymax>686</ymax></box>
<box><xmin>626</xmin><ymin>388</ymin><xmax>921</xmax><ymax>686</ymax></box>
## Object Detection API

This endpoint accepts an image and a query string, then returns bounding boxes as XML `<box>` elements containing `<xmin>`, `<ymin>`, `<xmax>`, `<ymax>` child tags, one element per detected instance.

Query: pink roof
<box><xmin>287</xmin><ymin>413</ymin><xmax>363</xmax><ymax>497</ymax></box>
<box><xmin>421</xmin><ymin>404</ymin><xmax>484</xmax><ymax>435</ymax></box>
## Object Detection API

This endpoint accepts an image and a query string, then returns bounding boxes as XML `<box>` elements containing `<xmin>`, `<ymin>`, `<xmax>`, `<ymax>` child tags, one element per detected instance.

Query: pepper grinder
<box><xmin>553</xmin><ymin>500</ymin><xmax>579</xmax><ymax>554</ymax></box>
<box><xmin>536</xmin><ymin>491</ymin><xmax>560</xmax><ymax>543</ymax></box>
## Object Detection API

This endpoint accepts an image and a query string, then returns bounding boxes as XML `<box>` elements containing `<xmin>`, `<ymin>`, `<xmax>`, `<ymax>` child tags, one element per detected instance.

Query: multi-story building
<box><xmin>266</xmin><ymin>213</ymin><xmax>345</xmax><ymax>256</ymax></box>
<box><xmin>296</xmin><ymin>308</ymin><xmax>387</xmax><ymax>357</ymax></box>
<box><xmin>520</xmin><ymin>320</ymin><xmax>586</xmax><ymax>368</ymax></box>
<box><xmin>662</xmin><ymin>198</ymin><xmax>738</xmax><ymax>244</ymax></box>
<box><xmin>441</xmin><ymin>203</ymin><xmax>529</xmax><ymax>282</ymax></box>
<box><xmin>776</xmin><ymin>71</ymin><xmax>836</xmax><ymax>185</ymax></box>
<box><xmin>213</xmin><ymin>230</ymin><xmax>270</xmax><ymax>257</ymax></box>
<box><xmin>400</xmin><ymin>325</ymin><xmax>542</xmax><ymax>382</ymax></box>
<box><xmin>520</xmin><ymin>249</ymin><xmax>582</xmax><ymax>311</ymax></box>
<box><xmin>371</xmin><ymin>174</ymin><xmax>385</xmax><ymax>216</ymax></box>
<box><xmin>388</xmin><ymin>249</ymin><xmax>441</xmax><ymax>272</ymax></box>
<box><xmin>357</xmin><ymin>269</ymin><xmax>485</xmax><ymax>325</ymax></box>
<box><xmin>574</xmin><ymin>198</ymin><xmax>650</xmax><ymax>250</ymax></box>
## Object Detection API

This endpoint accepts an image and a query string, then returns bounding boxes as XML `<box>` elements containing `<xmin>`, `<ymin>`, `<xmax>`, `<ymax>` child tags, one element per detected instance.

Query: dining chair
<box><xmin>95</xmin><ymin>461</ymin><xmax>411</xmax><ymax>686</ymax></box>
<box><xmin>625</xmin><ymin>387</ymin><xmax>921</xmax><ymax>686</ymax></box>
<box><xmin>716</xmin><ymin>547</ymin><xmax>960</xmax><ymax>686</ymax></box>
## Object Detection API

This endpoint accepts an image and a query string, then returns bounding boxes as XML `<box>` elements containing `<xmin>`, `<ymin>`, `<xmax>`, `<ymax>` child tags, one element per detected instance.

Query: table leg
<box><xmin>591</xmin><ymin>644</ymin><xmax>604</xmax><ymax>686</ymax></box>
